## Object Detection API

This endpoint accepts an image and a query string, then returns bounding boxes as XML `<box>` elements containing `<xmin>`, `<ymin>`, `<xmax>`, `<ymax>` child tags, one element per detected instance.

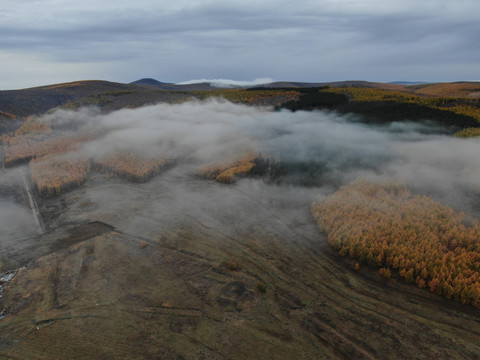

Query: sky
<box><xmin>0</xmin><ymin>0</ymin><xmax>479</xmax><ymax>90</ymax></box>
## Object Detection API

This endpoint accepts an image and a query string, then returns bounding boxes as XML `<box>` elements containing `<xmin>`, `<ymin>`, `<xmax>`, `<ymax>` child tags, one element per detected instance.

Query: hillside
<box><xmin>1</xmin><ymin>79</ymin><xmax>479</xmax><ymax>122</ymax></box>
<box><xmin>130</xmin><ymin>78</ymin><xmax>219</xmax><ymax>91</ymax></box>
<box><xmin>407</xmin><ymin>82</ymin><xmax>480</xmax><ymax>98</ymax></box>
<box><xmin>0</xmin><ymin>80</ymin><xmax>151</xmax><ymax>118</ymax></box>
<box><xmin>1</xmin><ymin>166</ymin><xmax>480</xmax><ymax>360</ymax></box>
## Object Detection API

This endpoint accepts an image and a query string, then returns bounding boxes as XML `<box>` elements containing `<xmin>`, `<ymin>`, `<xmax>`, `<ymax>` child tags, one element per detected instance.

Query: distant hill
<box><xmin>0</xmin><ymin>79</ymin><xmax>219</xmax><ymax>120</ymax></box>
<box><xmin>131</xmin><ymin>78</ymin><xmax>219</xmax><ymax>91</ymax></box>
<box><xmin>389</xmin><ymin>81</ymin><xmax>428</xmax><ymax>85</ymax></box>
<box><xmin>1</xmin><ymin>79</ymin><xmax>479</xmax><ymax>135</ymax></box>
<box><xmin>256</xmin><ymin>80</ymin><xmax>373</xmax><ymax>88</ymax></box>
<box><xmin>130</xmin><ymin>78</ymin><xmax>168</xmax><ymax>86</ymax></box>
<box><xmin>0</xmin><ymin>80</ymin><xmax>145</xmax><ymax>117</ymax></box>
<box><xmin>406</xmin><ymin>82</ymin><xmax>480</xmax><ymax>98</ymax></box>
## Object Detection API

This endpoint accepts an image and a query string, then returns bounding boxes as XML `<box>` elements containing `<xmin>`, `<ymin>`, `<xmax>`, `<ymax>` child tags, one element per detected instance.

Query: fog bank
<box><xmin>3</xmin><ymin>99</ymin><xmax>480</xmax><ymax>244</ymax></box>
<box><xmin>43</xmin><ymin>99</ymin><xmax>480</xmax><ymax>212</ymax></box>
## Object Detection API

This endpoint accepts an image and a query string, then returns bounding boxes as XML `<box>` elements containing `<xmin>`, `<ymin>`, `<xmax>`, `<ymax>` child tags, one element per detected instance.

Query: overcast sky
<box><xmin>0</xmin><ymin>0</ymin><xmax>478</xmax><ymax>89</ymax></box>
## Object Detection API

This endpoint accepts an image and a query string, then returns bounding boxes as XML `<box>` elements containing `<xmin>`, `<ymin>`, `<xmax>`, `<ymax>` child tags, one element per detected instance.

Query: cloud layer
<box><xmin>1</xmin><ymin>0</ymin><xmax>479</xmax><ymax>89</ymax></box>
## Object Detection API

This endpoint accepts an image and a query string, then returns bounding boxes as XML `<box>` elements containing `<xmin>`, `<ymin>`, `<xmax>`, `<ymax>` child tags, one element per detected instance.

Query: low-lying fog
<box><xmin>2</xmin><ymin>99</ymin><xmax>480</xmax><ymax>242</ymax></box>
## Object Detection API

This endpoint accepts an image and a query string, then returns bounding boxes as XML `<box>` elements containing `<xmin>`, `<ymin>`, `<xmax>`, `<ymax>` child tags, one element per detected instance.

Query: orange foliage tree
<box><xmin>3</xmin><ymin>133</ymin><xmax>85</xmax><ymax>167</ymax></box>
<box><xmin>197</xmin><ymin>152</ymin><xmax>258</xmax><ymax>184</ymax></box>
<box><xmin>311</xmin><ymin>179</ymin><xmax>480</xmax><ymax>308</ymax></box>
<box><xmin>93</xmin><ymin>152</ymin><xmax>175</xmax><ymax>183</ymax></box>
<box><xmin>30</xmin><ymin>155</ymin><xmax>91</xmax><ymax>197</ymax></box>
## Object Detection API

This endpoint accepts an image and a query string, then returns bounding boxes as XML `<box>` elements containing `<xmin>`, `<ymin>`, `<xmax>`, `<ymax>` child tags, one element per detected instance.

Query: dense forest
<box><xmin>93</xmin><ymin>153</ymin><xmax>175</xmax><ymax>183</ymax></box>
<box><xmin>30</xmin><ymin>155</ymin><xmax>91</xmax><ymax>197</ymax></box>
<box><xmin>311</xmin><ymin>180</ymin><xmax>480</xmax><ymax>308</ymax></box>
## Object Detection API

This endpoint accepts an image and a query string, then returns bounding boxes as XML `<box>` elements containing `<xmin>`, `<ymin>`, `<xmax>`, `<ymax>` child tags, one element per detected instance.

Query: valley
<box><xmin>0</xmin><ymin>80</ymin><xmax>480</xmax><ymax>359</ymax></box>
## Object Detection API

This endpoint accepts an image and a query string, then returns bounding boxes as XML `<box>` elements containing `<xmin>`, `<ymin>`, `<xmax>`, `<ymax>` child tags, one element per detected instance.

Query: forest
<box><xmin>278</xmin><ymin>86</ymin><xmax>480</xmax><ymax>134</ymax></box>
<box><xmin>93</xmin><ymin>153</ymin><xmax>175</xmax><ymax>183</ymax></box>
<box><xmin>30</xmin><ymin>155</ymin><xmax>91</xmax><ymax>197</ymax></box>
<box><xmin>197</xmin><ymin>152</ymin><xmax>258</xmax><ymax>184</ymax></box>
<box><xmin>311</xmin><ymin>180</ymin><xmax>480</xmax><ymax>308</ymax></box>
<box><xmin>1</xmin><ymin>118</ymin><xmax>177</xmax><ymax>196</ymax></box>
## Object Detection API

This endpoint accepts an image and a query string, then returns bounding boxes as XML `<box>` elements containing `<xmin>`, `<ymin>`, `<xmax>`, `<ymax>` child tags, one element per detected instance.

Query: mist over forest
<box><xmin>2</xmin><ymin>88</ymin><xmax>480</xmax><ymax>359</ymax></box>
<box><xmin>2</xmin><ymin>98</ymin><xmax>480</xmax><ymax>245</ymax></box>
<box><xmin>21</xmin><ymin>100</ymin><xmax>480</xmax><ymax>205</ymax></box>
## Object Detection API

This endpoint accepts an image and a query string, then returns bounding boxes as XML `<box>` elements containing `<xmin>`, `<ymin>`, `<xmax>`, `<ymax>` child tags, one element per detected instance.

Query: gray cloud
<box><xmin>0</xmin><ymin>0</ymin><xmax>479</xmax><ymax>88</ymax></box>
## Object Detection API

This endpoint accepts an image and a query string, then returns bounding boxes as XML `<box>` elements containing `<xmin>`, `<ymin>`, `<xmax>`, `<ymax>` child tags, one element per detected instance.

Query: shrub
<box><xmin>225</xmin><ymin>261</ymin><xmax>240</xmax><ymax>271</ymax></box>
<box><xmin>256</xmin><ymin>281</ymin><xmax>267</xmax><ymax>294</ymax></box>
